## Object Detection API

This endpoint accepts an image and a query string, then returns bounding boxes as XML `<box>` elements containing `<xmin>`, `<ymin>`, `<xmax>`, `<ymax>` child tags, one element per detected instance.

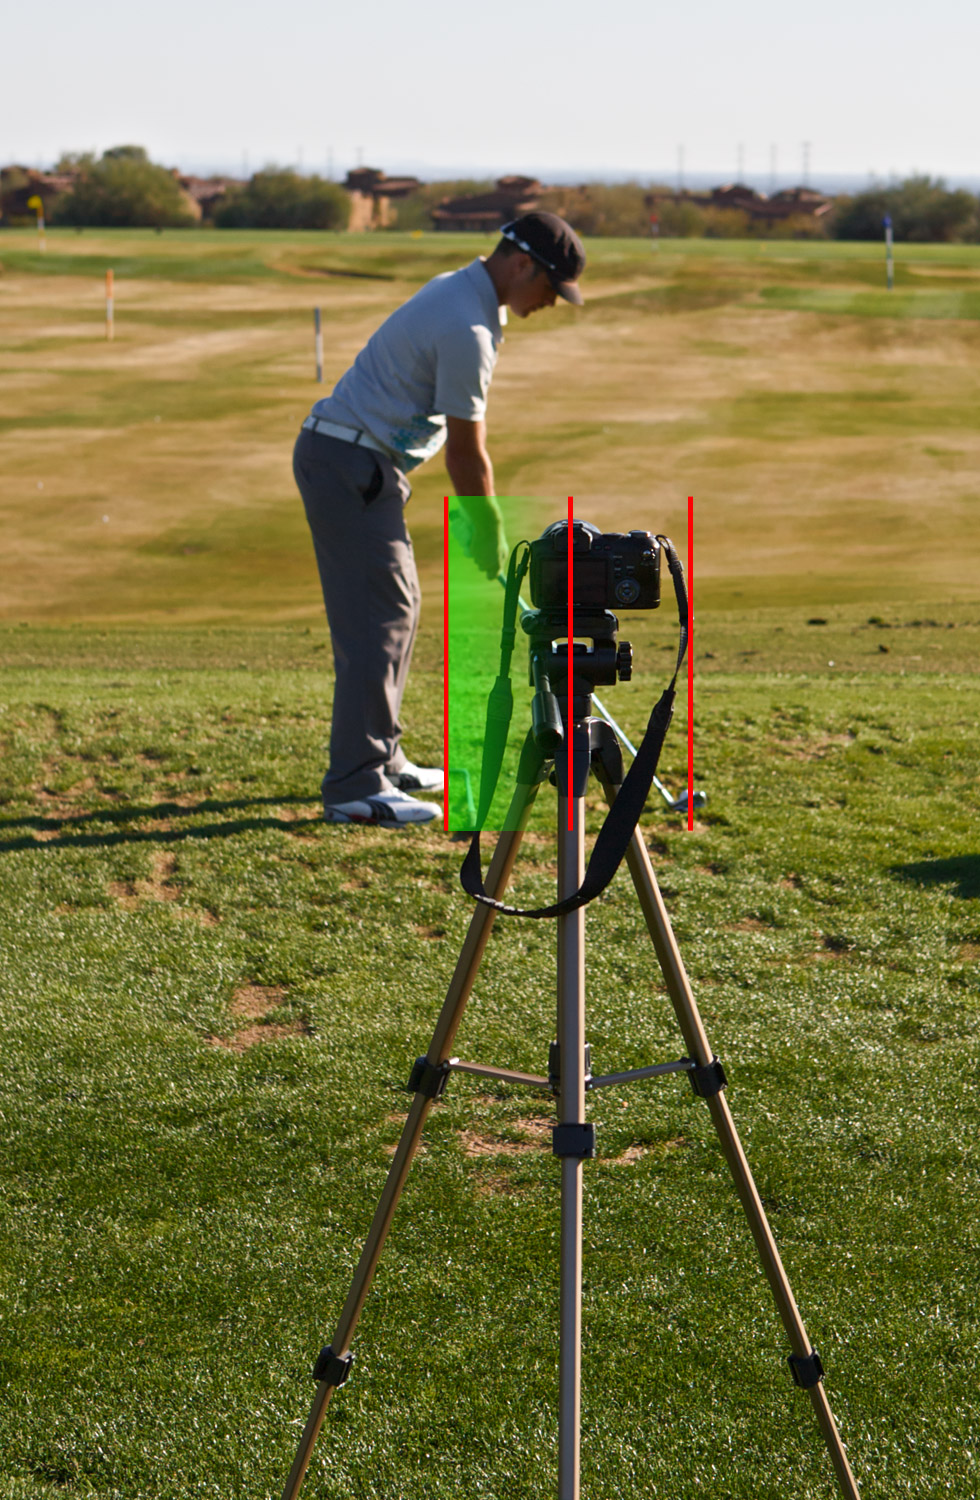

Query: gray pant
<box><xmin>293</xmin><ymin>428</ymin><xmax>420</xmax><ymax>803</ymax></box>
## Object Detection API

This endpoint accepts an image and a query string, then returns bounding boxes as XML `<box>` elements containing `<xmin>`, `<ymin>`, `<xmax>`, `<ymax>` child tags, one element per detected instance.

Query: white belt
<box><xmin>302</xmin><ymin>416</ymin><xmax>388</xmax><ymax>456</ymax></box>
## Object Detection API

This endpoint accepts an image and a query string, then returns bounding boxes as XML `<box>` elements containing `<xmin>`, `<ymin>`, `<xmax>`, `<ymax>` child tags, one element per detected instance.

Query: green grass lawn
<box><xmin>1</xmin><ymin>624</ymin><xmax>978</xmax><ymax>1499</ymax></box>
<box><xmin>1</xmin><ymin>231</ymin><xmax>979</xmax><ymax>1498</ymax></box>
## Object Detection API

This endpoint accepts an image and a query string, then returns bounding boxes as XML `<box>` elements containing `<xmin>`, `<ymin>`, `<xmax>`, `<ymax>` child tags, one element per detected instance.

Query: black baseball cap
<box><xmin>500</xmin><ymin>212</ymin><xmax>586</xmax><ymax>305</ymax></box>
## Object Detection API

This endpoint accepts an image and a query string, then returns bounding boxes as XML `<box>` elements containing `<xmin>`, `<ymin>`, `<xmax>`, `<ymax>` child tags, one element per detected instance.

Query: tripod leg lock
<box><xmin>313</xmin><ymin>1345</ymin><xmax>354</xmax><ymax>1387</ymax></box>
<box><xmin>552</xmin><ymin>1122</ymin><xmax>596</xmax><ymax>1159</ymax></box>
<box><xmin>408</xmin><ymin>1056</ymin><xmax>453</xmax><ymax>1099</ymax></box>
<box><xmin>686</xmin><ymin>1057</ymin><xmax>728</xmax><ymax>1100</ymax></box>
<box><xmin>788</xmin><ymin>1350</ymin><xmax>825</xmax><ymax>1390</ymax></box>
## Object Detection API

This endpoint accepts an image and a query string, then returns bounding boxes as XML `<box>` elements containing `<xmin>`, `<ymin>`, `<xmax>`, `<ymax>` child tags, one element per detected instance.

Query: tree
<box><xmin>51</xmin><ymin>147</ymin><xmax>197</xmax><ymax>227</ymax></box>
<box><xmin>833</xmin><ymin>175</ymin><xmax>978</xmax><ymax>243</ymax></box>
<box><xmin>654</xmin><ymin>199</ymin><xmax>706</xmax><ymax>238</ymax></box>
<box><xmin>215</xmin><ymin>170</ymin><xmax>349</xmax><ymax>230</ymax></box>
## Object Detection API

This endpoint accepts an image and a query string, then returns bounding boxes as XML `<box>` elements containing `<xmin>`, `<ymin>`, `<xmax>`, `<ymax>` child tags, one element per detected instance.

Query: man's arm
<box><xmin>445</xmin><ymin>416</ymin><xmax>508</xmax><ymax>578</ymax></box>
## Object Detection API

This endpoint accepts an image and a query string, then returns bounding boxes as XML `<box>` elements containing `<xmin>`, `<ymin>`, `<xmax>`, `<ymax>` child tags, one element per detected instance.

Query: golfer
<box><xmin>293</xmin><ymin>211</ymin><xmax>586</xmax><ymax>826</ymax></box>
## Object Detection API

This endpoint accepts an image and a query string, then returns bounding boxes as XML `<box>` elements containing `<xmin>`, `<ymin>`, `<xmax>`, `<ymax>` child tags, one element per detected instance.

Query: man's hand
<box><xmin>460</xmin><ymin>495</ymin><xmax>508</xmax><ymax>579</ymax></box>
<box><xmin>445</xmin><ymin>417</ymin><xmax>509</xmax><ymax>579</ymax></box>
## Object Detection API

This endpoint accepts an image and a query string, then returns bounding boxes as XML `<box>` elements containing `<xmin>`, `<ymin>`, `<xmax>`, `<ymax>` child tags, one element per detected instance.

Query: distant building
<box><xmin>647</xmin><ymin>182</ymin><xmax>833</xmax><ymax>227</ymax></box>
<box><xmin>430</xmin><ymin>175</ymin><xmax>542</xmax><ymax>232</ymax></box>
<box><xmin>177</xmin><ymin>175</ymin><xmax>242</xmax><ymax>222</ymax></box>
<box><xmin>343</xmin><ymin>167</ymin><xmax>422</xmax><ymax>231</ymax></box>
<box><xmin>0</xmin><ymin>165</ymin><xmax>78</xmax><ymax>222</ymax></box>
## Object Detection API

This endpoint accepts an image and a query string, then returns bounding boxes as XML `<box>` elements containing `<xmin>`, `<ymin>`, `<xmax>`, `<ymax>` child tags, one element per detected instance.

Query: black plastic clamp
<box><xmin>313</xmin><ymin>1344</ymin><xmax>354</xmax><ymax>1387</ymax></box>
<box><xmin>788</xmin><ymin>1350</ymin><xmax>825</xmax><ymax>1390</ymax></box>
<box><xmin>686</xmin><ymin>1057</ymin><xmax>728</xmax><ymax>1099</ymax></box>
<box><xmin>407</xmin><ymin>1056</ymin><xmax>452</xmax><ymax>1099</ymax></box>
<box><xmin>552</xmin><ymin>1123</ymin><xmax>596</xmax><ymax>1159</ymax></box>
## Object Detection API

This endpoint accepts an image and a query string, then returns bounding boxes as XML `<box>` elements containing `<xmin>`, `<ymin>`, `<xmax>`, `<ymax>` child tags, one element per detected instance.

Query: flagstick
<box><xmin>884</xmin><ymin>214</ymin><xmax>894</xmax><ymax>291</ymax></box>
<box><xmin>314</xmin><ymin>306</ymin><xmax>323</xmax><ymax>382</ymax></box>
<box><xmin>27</xmin><ymin>194</ymin><xmax>46</xmax><ymax>252</ymax></box>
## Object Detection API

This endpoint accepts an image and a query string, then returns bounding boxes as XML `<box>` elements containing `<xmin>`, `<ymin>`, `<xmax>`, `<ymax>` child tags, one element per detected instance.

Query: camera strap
<box><xmin>460</xmin><ymin>536</ymin><xmax>688</xmax><ymax>920</ymax></box>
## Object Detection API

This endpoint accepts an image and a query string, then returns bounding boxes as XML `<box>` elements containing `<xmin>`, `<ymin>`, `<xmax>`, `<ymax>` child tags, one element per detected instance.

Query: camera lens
<box><xmin>614</xmin><ymin>578</ymin><xmax>641</xmax><ymax>605</ymax></box>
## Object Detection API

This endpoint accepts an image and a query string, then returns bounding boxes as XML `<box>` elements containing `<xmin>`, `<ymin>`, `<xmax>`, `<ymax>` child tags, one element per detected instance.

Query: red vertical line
<box><xmin>443</xmin><ymin>496</ymin><xmax>450</xmax><ymax>832</ymax></box>
<box><xmin>687</xmin><ymin>495</ymin><xmax>694</xmax><ymax>832</ymax></box>
<box><xmin>567</xmin><ymin>496</ymin><xmax>574</xmax><ymax>832</ymax></box>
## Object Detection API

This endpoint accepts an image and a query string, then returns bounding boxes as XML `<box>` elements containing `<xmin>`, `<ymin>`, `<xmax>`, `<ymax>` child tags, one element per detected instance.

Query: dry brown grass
<box><xmin>3</xmin><ymin>231</ymin><xmax>979</xmax><ymax>624</ymax></box>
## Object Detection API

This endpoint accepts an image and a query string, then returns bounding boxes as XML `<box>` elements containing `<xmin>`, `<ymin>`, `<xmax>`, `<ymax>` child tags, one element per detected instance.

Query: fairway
<box><xmin>2</xmin><ymin>228</ymin><xmax>980</xmax><ymax>621</ymax></box>
<box><xmin>1</xmin><ymin>230</ymin><xmax>979</xmax><ymax>1499</ymax></box>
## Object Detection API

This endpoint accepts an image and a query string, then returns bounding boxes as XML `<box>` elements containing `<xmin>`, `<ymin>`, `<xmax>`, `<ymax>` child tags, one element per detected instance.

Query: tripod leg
<box><xmin>556</xmin><ymin>784</ymin><xmax>587</xmax><ymax>1500</ymax></box>
<box><xmin>594</xmin><ymin>770</ymin><xmax>861</xmax><ymax>1500</ymax></box>
<box><xmin>280</xmin><ymin>774</ymin><xmax>542</xmax><ymax>1500</ymax></box>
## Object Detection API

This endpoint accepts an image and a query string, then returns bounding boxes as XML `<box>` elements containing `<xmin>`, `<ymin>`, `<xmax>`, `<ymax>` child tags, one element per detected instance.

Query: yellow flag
<box><xmin>27</xmin><ymin>195</ymin><xmax>44</xmax><ymax>211</ymax></box>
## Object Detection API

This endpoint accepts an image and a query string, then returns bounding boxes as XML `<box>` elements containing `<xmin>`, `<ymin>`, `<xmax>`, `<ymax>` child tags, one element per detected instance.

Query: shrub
<box><xmin>833</xmin><ymin>176</ymin><xmax>979</xmax><ymax>243</ymax></box>
<box><xmin>215</xmin><ymin>170</ymin><xmax>349</xmax><ymax>230</ymax></box>
<box><xmin>51</xmin><ymin>148</ymin><xmax>197</xmax><ymax>228</ymax></box>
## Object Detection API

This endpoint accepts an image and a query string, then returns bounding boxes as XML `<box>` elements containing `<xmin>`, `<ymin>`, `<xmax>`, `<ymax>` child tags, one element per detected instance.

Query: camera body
<box><xmin>529</xmin><ymin>521</ymin><xmax>661</xmax><ymax>612</ymax></box>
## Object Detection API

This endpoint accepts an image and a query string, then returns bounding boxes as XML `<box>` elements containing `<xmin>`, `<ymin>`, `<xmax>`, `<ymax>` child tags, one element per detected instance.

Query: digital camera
<box><xmin>528</xmin><ymin>521</ymin><xmax>661</xmax><ymax>612</ymax></box>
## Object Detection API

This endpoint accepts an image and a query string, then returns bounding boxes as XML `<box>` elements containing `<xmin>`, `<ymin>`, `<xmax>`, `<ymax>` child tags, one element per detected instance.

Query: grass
<box><xmin>1</xmin><ymin>628</ymin><xmax>979</xmax><ymax>1498</ymax></box>
<box><xmin>1</xmin><ymin>231</ymin><xmax>979</xmax><ymax>1497</ymax></box>
<box><xmin>2</xmin><ymin>229</ymin><xmax>980</xmax><ymax>620</ymax></box>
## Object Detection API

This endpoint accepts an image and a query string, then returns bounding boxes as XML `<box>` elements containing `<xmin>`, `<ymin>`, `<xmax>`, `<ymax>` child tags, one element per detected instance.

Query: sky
<box><xmin>5</xmin><ymin>0</ymin><xmax>978</xmax><ymax>188</ymax></box>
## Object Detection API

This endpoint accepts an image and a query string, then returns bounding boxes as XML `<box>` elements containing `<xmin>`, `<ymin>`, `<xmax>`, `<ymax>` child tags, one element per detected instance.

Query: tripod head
<box><xmin>521</xmin><ymin>606</ymin><xmax>634</xmax><ymax>754</ymax></box>
<box><xmin>521</xmin><ymin>518</ymin><xmax>660</xmax><ymax>753</ymax></box>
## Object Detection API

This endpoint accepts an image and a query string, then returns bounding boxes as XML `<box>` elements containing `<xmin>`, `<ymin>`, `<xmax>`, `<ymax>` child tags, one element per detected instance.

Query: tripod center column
<box><xmin>555</xmin><ymin>722</ymin><xmax>589</xmax><ymax>1500</ymax></box>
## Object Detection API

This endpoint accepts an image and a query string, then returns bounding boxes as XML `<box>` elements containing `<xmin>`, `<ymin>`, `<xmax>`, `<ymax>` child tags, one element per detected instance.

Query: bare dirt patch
<box><xmin>607</xmin><ymin>1136</ymin><xmax>689</xmax><ymax>1165</ymax></box>
<box><xmin>206</xmin><ymin>1021</ymin><xmax>309</xmax><ymax>1053</ymax></box>
<box><xmin>206</xmin><ymin>982</ymin><xmax>311</xmax><ymax>1051</ymax></box>
<box><xmin>774</xmin><ymin>732</ymin><xmax>857</xmax><ymax>761</ymax></box>
<box><xmin>460</xmin><ymin>1115</ymin><xmax>552</xmax><ymax>1158</ymax></box>
<box><xmin>108</xmin><ymin>852</ymin><xmax>181</xmax><ymax>909</ymax></box>
<box><xmin>230</xmin><ymin>983</ymin><xmax>288</xmax><ymax>1020</ymax></box>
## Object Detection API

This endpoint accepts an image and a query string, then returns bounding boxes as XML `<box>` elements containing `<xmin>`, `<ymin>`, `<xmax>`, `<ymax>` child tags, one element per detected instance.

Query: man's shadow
<box><xmin>891</xmin><ymin>854</ymin><xmax>980</xmax><ymax>901</ymax></box>
<box><xmin>0</xmin><ymin>795</ymin><xmax>322</xmax><ymax>854</ymax></box>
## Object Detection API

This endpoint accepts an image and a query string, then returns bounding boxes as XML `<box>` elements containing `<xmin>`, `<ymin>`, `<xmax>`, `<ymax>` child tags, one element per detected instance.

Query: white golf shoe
<box><xmin>387</xmin><ymin>762</ymin><xmax>445</xmax><ymax>794</ymax></box>
<box><xmin>322</xmin><ymin>790</ymin><xmax>442</xmax><ymax>826</ymax></box>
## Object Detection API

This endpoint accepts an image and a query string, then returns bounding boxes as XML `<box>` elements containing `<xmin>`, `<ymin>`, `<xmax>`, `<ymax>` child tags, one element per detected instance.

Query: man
<box><xmin>293</xmin><ymin>211</ymin><xmax>586</xmax><ymax>826</ymax></box>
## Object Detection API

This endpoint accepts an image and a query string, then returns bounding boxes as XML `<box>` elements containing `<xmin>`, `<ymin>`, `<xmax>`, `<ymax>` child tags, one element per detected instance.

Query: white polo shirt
<box><xmin>309</xmin><ymin>258</ymin><xmax>506</xmax><ymax>473</ymax></box>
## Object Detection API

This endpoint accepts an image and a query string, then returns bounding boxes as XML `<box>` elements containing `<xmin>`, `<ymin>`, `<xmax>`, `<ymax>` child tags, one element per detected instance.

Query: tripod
<box><xmin>280</xmin><ymin>663</ymin><xmax>862</xmax><ymax>1500</ymax></box>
